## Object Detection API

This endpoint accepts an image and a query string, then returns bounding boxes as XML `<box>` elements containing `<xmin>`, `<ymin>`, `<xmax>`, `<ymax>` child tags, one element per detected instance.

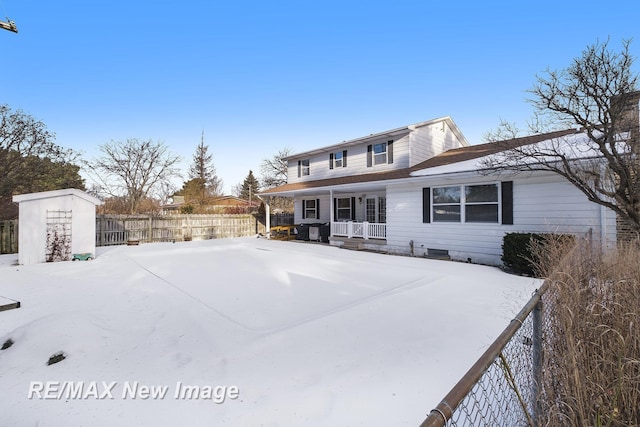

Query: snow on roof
<box><xmin>12</xmin><ymin>188</ymin><xmax>103</xmax><ymax>205</ymax></box>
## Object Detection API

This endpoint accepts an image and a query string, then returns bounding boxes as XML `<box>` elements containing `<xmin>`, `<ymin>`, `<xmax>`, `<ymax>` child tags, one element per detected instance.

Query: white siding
<box><xmin>292</xmin><ymin>192</ymin><xmax>385</xmax><ymax>224</ymax></box>
<box><xmin>16</xmin><ymin>193</ymin><xmax>98</xmax><ymax>265</ymax></box>
<box><xmin>287</xmin><ymin>135</ymin><xmax>411</xmax><ymax>184</ymax></box>
<box><xmin>409</xmin><ymin>121</ymin><xmax>467</xmax><ymax>166</ymax></box>
<box><xmin>385</xmin><ymin>173</ymin><xmax>616</xmax><ymax>266</ymax></box>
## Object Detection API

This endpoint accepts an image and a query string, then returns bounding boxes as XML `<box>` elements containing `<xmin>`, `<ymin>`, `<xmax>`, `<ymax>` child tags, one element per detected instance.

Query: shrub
<box><xmin>501</xmin><ymin>232</ymin><xmax>574</xmax><ymax>276</ymax></box>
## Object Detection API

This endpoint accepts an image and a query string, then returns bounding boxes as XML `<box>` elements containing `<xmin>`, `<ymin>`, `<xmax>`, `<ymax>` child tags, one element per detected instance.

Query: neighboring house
<box><xmin>13</xmin><ymin>189</ymin><xmax>102</xmax><ymax>265</ymax></box>
<box><xmin>259</xmin><ymin>118</ymin><xmax>620</xmax><ymax>266</ymax></box>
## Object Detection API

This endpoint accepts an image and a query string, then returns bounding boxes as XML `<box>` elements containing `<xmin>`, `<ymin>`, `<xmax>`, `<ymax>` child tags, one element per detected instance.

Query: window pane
<box><xmin>465</xmin><ymin>184</ymin><xmax>498</xmax><ymax>203</ymax></box>
<box><xmin>366</xmin><ymin>199</ymin><xmax>376</xmax><ymax>222</ymax></box>
<box><xmin>433</xmin><ymin>205</ymin><xmax>461</xmax><ymax>222</ymax></box>
<box><xmin>465</xmin><ymin>205</ymin><xmax>498</xmax><ymax>222</ymax></box>
<box><xmin>305</xmin><ymin>200</ymin><xmax>315</xmax><ymax>209</ymax></box>
<box><xmin>378</xmin><ymin>197</ymin><xmax>386</xmax><ymax>223</ymax></box>
<box><xmin>433</xmin><ymin>186</ymin><xmax>461</xmax><ymax>204</ymax></box>
<box><xmin>337</xmin><ymin>198</ymin><xmax>350</xmax><ymax>208</ymax></box>
<box><xmin>373</xmin><ymin>143</ymin><xmax>386</xmax><ymax>154</ymax></box>
<box><xmin>337</xmin><ymin>209</ymin><xmax>351</xmax><ymax>220</ymax></box>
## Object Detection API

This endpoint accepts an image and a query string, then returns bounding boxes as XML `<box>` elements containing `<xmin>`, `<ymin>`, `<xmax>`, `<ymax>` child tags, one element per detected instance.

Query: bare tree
<box><xmin>0</xmin><ymin>105</ymin><xmax>77</xmax><ymax>189</ymax></box>
<box><xmin>260</xmin><ymin>147</ymin><xmax>291</xmax><ymax>188</ymax></box>
<box><xmin>88</xmin><ymin>138</ymin><xmax>181</xmax><ymax>214</ymax></box>
<box><xmin>259</xmin><ymin>147</ymin><xmax>294</xmax><ymax>213</ymax></box>
<box><xmin>482</xmin><ymin>39</ymin><xmax>640</xmax><ymax>233</ymax></box>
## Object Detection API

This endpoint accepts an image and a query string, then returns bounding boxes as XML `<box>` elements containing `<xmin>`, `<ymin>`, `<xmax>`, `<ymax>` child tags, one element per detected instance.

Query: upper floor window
<box><xmin>330</xmin><ymin>150</ymin><xmax>347</xmax><ymax>169</ymax></box>
<box><xmin>298</xmin><ymin>159</ymin><xmax>310</xmax><ymax>177</ymax></box>
<box><xmin>373</xmin><ymin>143</ymin><xmax>387</xmax><ymax>165</ymax></box>
<box><xmin>367</xmin><ymin>140</ymin><xmax>394</xmax><ymax>167</ymax></box>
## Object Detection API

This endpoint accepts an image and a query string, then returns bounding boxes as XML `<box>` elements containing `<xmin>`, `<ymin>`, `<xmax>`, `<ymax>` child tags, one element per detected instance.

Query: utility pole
<box><xmin>0</xmin><ymin>18</ymin><xmax>18</xmax><ymax>33</ymax></box>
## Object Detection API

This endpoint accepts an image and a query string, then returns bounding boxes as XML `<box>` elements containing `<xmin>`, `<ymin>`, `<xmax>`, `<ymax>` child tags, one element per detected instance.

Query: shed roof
<box><xmin>13</xmin><ymin>188</ymin><xmax>103</xmax><ymax>205</ymax></box>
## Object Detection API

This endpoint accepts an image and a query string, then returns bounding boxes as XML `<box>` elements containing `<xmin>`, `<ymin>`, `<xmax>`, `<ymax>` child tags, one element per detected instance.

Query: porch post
<box><xmin>264</xmin><ymin>196</ymin><xmax>271</xmax><ymax>239</ymax></box>
<box><xmin>329</xmin><ymin>189</ymin><xmax>334</xmax><ymax>237</ymax></box>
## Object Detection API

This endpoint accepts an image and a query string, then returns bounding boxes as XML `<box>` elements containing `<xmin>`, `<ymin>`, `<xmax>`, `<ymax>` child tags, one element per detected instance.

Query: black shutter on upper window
<box><xmin>367</xmin><ymin>145</ymin><xmax>372</xmax><ymax>167</ymax></box>
<box><xmin>329</xmin><ymin>153</ymin><xmax>334</xmax><ymax>170</ymax></box>
<box><xmin>422</xmin><ymin>188</ymin><xmax>431</xmax><ymax>223</ymax></box>
<box><xmin>342</xmin><ymin>150</ymin><xmax>347</xmax><ymax>167</ymax></box>
<box><xmin>316</xmin><ymin>199</ymin><xmax>320</xmax><ymax>219</ymax></box>
<box><xmin>501</xmin><ymin>181</ymin><xmax>513</xmax><ymax>225</ymax></box>
<box><xmin>297</xmin><ymin>160</ymin><xmax>301</xmax><ymax>178</ymax></box>
<box><xmin>387</xmin><ymin>140</ymin><xmax>394</xmax><ymax>164</ymax></box>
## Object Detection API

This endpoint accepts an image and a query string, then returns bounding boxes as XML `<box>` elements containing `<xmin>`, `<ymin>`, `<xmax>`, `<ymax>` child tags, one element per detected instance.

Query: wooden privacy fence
<box><xmin>96</xmin><ymin>214</ymin><xmax>267</xmax><ymax>246</ymax></box>
<box><xmin>0</xmin><ymin>220</ymin><xmax>18</xmax><ymax>254</ymax></box>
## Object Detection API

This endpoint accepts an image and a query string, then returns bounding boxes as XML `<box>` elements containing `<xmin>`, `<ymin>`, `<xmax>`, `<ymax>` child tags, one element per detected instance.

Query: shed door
<box><xmin>46</xmin><ymin>210</ymin><xmax>72</xmax><ymax>262</ymax></box>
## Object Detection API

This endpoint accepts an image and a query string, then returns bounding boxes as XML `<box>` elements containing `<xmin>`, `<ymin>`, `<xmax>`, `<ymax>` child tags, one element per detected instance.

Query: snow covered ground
<box><xmin>0</xmin><ymin>237</ymin><xmax>539</xmax><ymax>426</ymax></box>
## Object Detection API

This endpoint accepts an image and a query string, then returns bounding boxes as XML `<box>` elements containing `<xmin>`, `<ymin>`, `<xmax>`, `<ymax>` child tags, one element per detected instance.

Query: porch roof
<box><xmin>259</xmin><ymin>128</ymin><xmax>577</xmax><ymax>197</ymax></box>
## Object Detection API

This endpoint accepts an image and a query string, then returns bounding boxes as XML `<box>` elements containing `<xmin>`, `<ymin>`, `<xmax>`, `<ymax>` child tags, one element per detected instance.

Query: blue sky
<box><xmin>2</xmin><ymin>1</ymin><xmax>639</xmax><ymax>194</ymax></box>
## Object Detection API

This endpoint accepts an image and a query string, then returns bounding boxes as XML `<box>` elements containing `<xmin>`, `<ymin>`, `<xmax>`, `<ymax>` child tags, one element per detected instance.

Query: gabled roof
<box><xmin>13</xmin><ymin>188</ymin><xmax>103</xmax><ymax>205</ymax></box>
<box><xmin>259</xmin><ymin>128</ymin><xmax>578</xmax><ymax>195</ymax></box>
<box><xmin>284</xmin><ymin>116</ymin><xmax>469</xmax><ymax>160</ymax></box>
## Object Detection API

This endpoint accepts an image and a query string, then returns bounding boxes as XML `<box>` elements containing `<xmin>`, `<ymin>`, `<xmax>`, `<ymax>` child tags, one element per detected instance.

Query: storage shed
<box><xmin>13</xmin><ymin>189</ymin><xmax>102</xmax><ymax>265</ymax></box>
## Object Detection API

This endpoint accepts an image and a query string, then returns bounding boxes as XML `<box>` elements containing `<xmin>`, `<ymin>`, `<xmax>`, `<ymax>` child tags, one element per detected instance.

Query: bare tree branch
<box><xmin>482</xmin><ymin>39</ymin><xmax>640</xmax><ymax>232</ymax></box>
<box><xmin>87</xmin><ymin>138</ymin><xmax>181</xmax><ymax>214</ymax></box>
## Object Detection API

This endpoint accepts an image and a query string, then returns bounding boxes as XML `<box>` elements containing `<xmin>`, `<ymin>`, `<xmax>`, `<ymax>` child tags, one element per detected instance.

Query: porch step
<box><xmin>339</xmin><ymin>241</ymin><xmax>363</xmax><ymax>251</ymax></box>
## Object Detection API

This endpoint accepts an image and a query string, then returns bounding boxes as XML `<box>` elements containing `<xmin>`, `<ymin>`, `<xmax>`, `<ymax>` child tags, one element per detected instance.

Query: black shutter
<box><xmin>333</xmin><ymin>198</ymin><xmax>337</xmax><ymax>222</ymax></box>
<box><xmin>351</xmin><ymin>197</ymin><xmax>356</xmax><ymax>220</ymax></box>
<box><xmin>342</xmin><ymin>150</ymin><xmax>347</xmax><ymax>167</ymax></box>
<box><xmin>297</xmin><ymin>160</ymin><xmax>301</xmax><ymax>178</ymax></box>
<box><xmin>301</xmin><ymin>200</ymin><xmax>306</xmax><ymax>219</ymax></box>
<box><xmin>329</xmin><ymin>153</ymin><xmax>334</xmax><ymax>170</ymax></box>
<box><xmin>501</xmin><ymin>181</ymin><xmax>513</xmax><ymax>225</ymax></box>
<box><xmin>316</xmin><ymin>199</ymin><xmax>320</xmax><ymax>219</ymax></box>
<box><xmin>367</xmin><ymin>145</ymin><xmax>372</xmax><ymax>167</ymax></box>
<box><xmin>422</xmin><ymin>188</ymin><xmax>431</xmax><ymax>223</ymax></box>
<box><xmin>387</xmin><ymin>140</ymin><xmax>394</xmax><ymax>164</ymax></box>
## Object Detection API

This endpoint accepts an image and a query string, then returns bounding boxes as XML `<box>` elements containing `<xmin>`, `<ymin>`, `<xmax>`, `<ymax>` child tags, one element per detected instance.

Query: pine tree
<box><xmin>238</xmin><ymin>170</ymin><xmax>260</xmax><ymax>202</ymax></box>
<box><xmin>188</xmin><ymin>131</ymin><xmax>223</xmax><ymax>197</ymax></box>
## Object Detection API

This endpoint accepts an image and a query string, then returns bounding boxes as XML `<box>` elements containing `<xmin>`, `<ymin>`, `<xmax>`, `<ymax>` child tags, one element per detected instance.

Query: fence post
<box><xmin>532</xmin><ymin>297</ymin><xmax>543</xmax><ymax>426</ymax></box>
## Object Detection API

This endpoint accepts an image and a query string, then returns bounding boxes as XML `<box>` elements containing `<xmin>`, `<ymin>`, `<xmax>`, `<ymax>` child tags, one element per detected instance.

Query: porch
<box><xmin>330</xmin><ymin>221</ymin><xmax>386</xmax><ymax>240</ymax></box>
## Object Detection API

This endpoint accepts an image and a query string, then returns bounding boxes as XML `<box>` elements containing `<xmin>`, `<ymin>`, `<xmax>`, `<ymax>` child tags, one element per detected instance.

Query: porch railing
<box><xmin>331</xmin><ymin>221</ymin><xmax>386</xmax><ymax>239</ymax></box>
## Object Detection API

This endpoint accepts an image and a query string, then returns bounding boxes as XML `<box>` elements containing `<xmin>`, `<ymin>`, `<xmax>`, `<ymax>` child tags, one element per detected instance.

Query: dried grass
<box><xmin>532</xmin><ymin>237</ymin><xmax>640</xmax><ymax>426</ymax></box>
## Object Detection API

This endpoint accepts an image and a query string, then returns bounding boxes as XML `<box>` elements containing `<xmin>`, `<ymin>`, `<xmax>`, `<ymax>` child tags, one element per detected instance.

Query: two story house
<box><xmin>259</xmin><ymin>116</ymin><xmax>619</xmax><ymax>265</ymax></box>
<box><xmin>259</xmin><ymin>116</ymin><xmax>469</xmax><ymax>244</ymax></box>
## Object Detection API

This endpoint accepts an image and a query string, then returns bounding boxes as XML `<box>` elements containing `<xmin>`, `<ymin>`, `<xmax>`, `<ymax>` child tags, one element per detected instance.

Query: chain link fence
<box><xmin>420</xmin><ymin>280</ymin><xmax>551</xmax><ymax>427</ymax></box>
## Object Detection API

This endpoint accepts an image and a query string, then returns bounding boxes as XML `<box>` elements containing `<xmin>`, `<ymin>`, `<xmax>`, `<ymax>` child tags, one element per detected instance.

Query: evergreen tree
<box><xmin>188</xmin><ymin>131</ymin><xmax>223</xmax><ymax>197</ymax></box>
<box><xmin>238</xmin><ymin>170</ymin><xmax>260</xmax><ymax>202</ymax></box>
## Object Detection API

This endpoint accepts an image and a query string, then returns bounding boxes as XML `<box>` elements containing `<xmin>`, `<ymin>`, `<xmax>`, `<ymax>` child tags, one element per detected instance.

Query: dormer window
<box><xmin>329</xmin><ymin>150</ymin><xmax>347</xmax><ymax>169</ymax></box>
